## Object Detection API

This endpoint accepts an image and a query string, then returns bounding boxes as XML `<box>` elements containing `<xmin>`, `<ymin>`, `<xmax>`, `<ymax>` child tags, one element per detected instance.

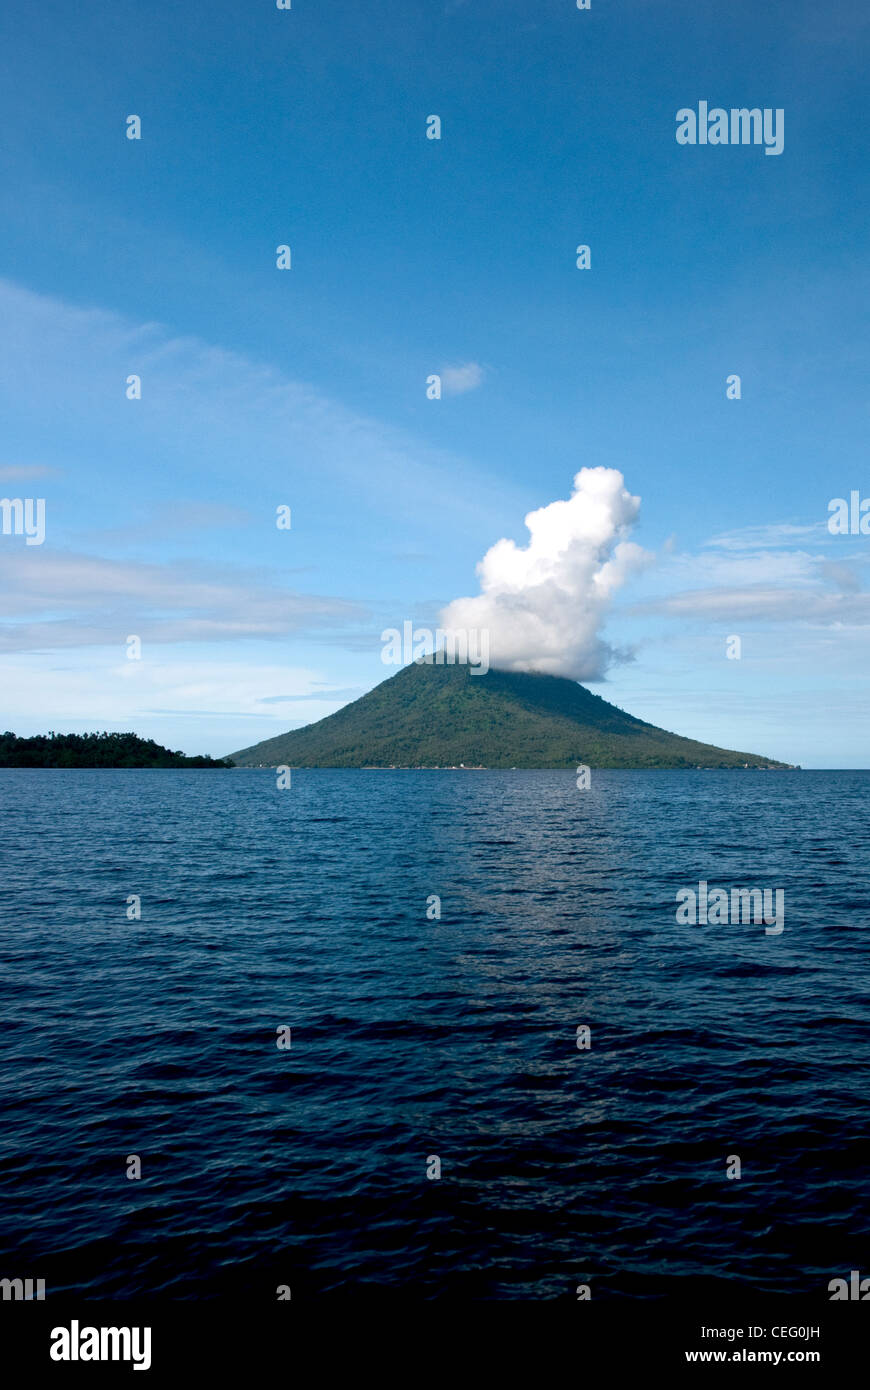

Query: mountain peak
<box><xmin>230</xmin><ymin>660</ymin><xmax>788</xmax><ymax>769</ymax></box>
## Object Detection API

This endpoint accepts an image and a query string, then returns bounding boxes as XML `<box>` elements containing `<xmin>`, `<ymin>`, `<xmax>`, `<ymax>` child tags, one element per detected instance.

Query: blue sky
<box><xmin>0</xmin><ymin>0</ymin><xmax>868</xmax><ymax>765</ymax></box>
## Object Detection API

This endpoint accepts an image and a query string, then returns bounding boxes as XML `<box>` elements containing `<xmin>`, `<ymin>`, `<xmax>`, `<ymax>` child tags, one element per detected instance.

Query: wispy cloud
<box><xmin>703</xmin><ymin>522</ymin><xmax>826</xmax><ymax>551</ymax></box>
<box><xmin>650</xmin><ymin>587</ymin><xmax>870</xmax><ymax>624</ymax></box>
<box><xmin>0</xmin><ymin>549</ymin><xmax>364</xmax><ymax>652</ymax></box>
<box><xmin>440</xmin><ymin>361</ymin><xmax>485</xmax><ymax>395</ymax></box>
<box><xmin>628</xmin><ymin>521</ymin><xmax>869</xmax><ymax>628</ymax></box>
<box><xmin>0</xmin><ymin>657</ymin><xmax>348</xmax><ymax>729</ymax></box>
<box><xmin>258</xmin><ymin>687</ymin><xmax>363</xmax><ymax>704</ymax></box>
<box><xmin>0</xmin><ymin>279</ymin><xmax>525</xmax><ymax>544</ymax></box>
<box><xmin>0</xmin><ymin>464</ymin><xmax>58</xmax><ymax>481</ymax></box>
<box><xmin>142</xmin><ymin>500</ymin><xmax>255</xmax><ymax>535</ymax></box>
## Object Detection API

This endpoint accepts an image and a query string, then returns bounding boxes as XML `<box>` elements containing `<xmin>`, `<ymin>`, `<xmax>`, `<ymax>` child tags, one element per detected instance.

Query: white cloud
<box><xmin>703</xmin><ymin>522</ymin><xmax>824</xmax><ymax>551</ymax></box>
<box><xmin>258</xmin><ymin>687</ymin><xmax>363</xmax><ymax>704</ymax></box>
<box><xmin>0</xmin><ymin>464</ymin><xmax>57</xmax><ymax>481</ymax></box>
<box><xmin>627</xmin><ymin>524</ymin><xmax>869</xmax><ymax>627</ymax></box>
<box><xmin>440</xmin><ymin>362</ymin><xmax>485</xmax><ymax>395</ymax></box>
<box><xmin>0</xmin><ymin>279</ymin><xmax>525</xmax><ymax>544</ymax></box>
<box><xmin>0</xmin><ymin>655</ymin><xmax>357</xmax><ymax>733</ymax></box>
<box><xmin>0</xmin><ymin>548</ymin><xmax>362</xmax><ymax>652</ymax></box>
<box><xmin>652</xmin><ymin>587</ymin><xmax>870</xmax><ymax>624</ymax></box>
<box><xmin>441</xmin><ymin>467</ymin><xmax>652</xmax><ymax>679</ymax></box>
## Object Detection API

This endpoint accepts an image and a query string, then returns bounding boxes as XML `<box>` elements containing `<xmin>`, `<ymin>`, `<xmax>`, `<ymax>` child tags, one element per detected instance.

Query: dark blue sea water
<box><xmin>1</xmin><ymin>768</ymin><xmax>868</xmax><ymax>1301</ymax></box>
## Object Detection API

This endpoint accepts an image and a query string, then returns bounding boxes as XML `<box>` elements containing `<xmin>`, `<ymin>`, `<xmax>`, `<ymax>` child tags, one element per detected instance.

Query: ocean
<box><xmin>1</xmin><ymin>767</ymin><xmax>868</xmax><ymax>1300</ymax></box>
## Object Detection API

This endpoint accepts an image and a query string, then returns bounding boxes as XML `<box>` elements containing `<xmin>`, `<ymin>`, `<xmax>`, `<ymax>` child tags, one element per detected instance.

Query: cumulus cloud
<box><xmin>440</xmin><ymin>466</ymin><xmax>651</xmax><ymax>680</ymax></box>
<box><xmin>440</xmin><ymin>362</ymin><xmax>485</xmax><ymax>395</ymax></box>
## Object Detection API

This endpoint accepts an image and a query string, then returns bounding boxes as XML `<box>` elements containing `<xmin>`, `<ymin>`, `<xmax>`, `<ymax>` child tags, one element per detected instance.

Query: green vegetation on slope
<box><xmin>0</xmin><ymin>731</ymin><xmax>235</xmax><ymax>768</ymax></box>
<box><xmin>230</xmin><ymin>661</ymin><xmax>788</xmax><ymax>769</ymax></box>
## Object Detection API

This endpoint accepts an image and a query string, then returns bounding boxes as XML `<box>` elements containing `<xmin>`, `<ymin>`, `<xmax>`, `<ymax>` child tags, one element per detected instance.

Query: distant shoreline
<box><xmin>228</xmin><ymin>763</ymin><xmax>803</xmax><ymax>772</ymax></box>
<box><xmin>0</xmin><ymin>731</ymin><xmax>234</xmax><ymax>769</ymax></box>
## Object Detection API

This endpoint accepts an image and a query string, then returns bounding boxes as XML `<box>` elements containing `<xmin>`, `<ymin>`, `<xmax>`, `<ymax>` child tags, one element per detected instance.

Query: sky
<box><xmin>0</xmin><ymin>0</ymin><xmax>868</xmax><ymax>766</ymax></box>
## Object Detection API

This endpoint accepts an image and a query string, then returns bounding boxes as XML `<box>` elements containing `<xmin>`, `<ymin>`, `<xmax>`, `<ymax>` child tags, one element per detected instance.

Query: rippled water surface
<box><xmin>1</xmin><ymin>768</ymin><xmax>868</xmax><ymax>1299</ymax></box>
